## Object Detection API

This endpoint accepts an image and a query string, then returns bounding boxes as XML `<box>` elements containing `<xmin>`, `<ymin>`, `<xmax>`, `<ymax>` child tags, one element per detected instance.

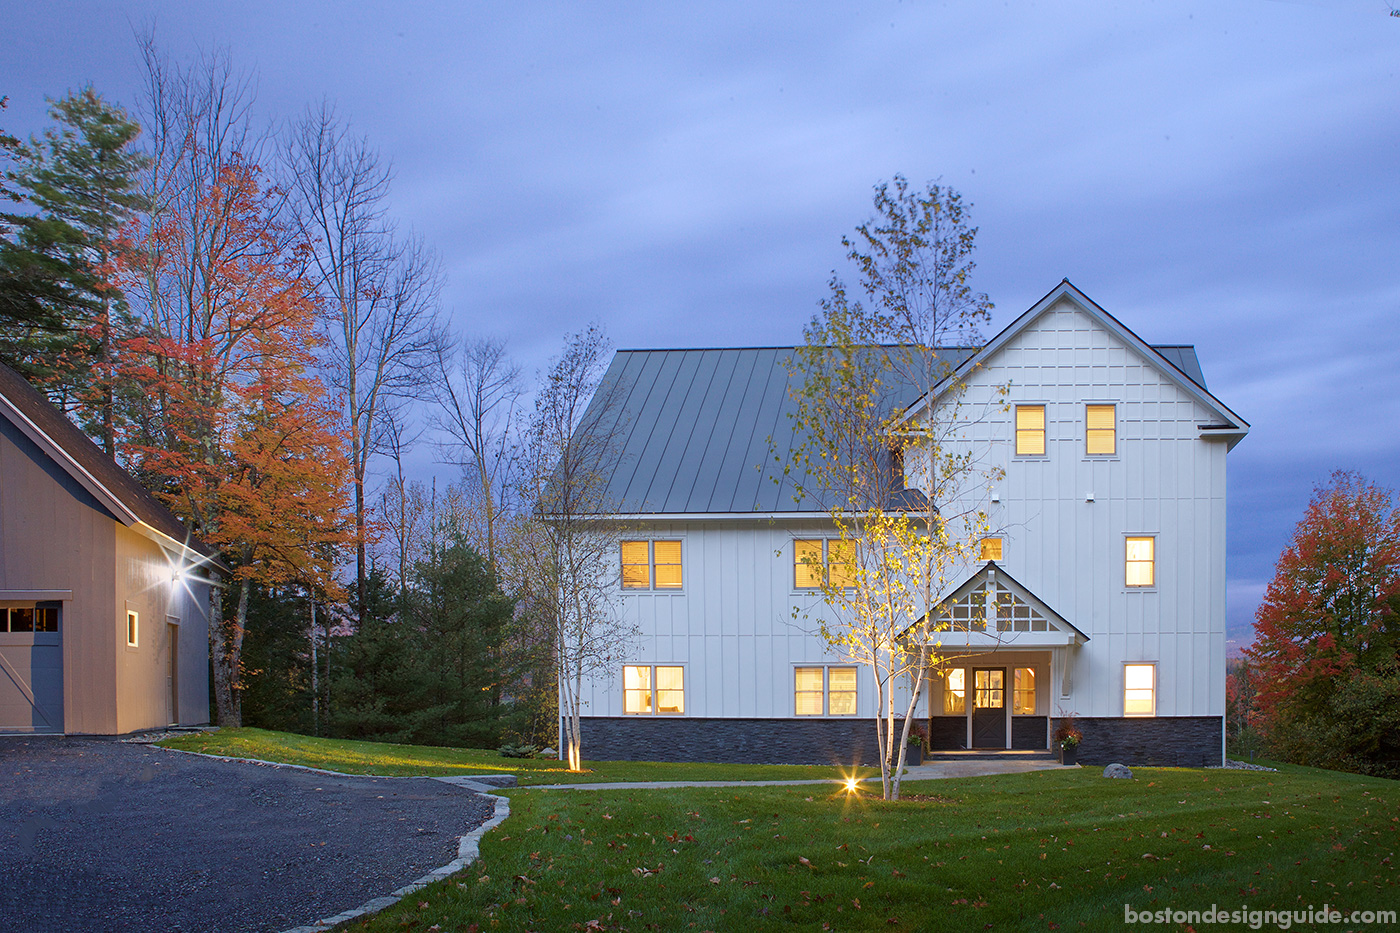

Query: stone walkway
<box><xmin>523</xmin><ymin>758</ymin><xmax>1071</xmax><ymax>791</ymax></box>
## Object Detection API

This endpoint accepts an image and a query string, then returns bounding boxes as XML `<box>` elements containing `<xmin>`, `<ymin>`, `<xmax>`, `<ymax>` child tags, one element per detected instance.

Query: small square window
<box><xmin>1126</xmin><ymin>536</ymin><xmax>1156</xmax><ymax>587</ymax></box>
<box><xmin>127</xmin><ymin>610</ymin><xmax>140</xmax><ymax>647</ymax></box>
<box><xmin>979</xmin><ymin>537</ymin><xmax>1003</xmax><ymax>561</ymax></box>
<box><xmin>1086</xmin><ymin>404</ymin><xmax>1116</xmax><ymax>456</ymax></box>
<box><xmin>1015</xmin><ymin>405</ymin><xmax>1046</xmax><ymax>456</ymax></box>
<box><xmin>1124</xmin><ymin>663</ymin><xmax>1156</xmax><ymax>716</ymax></box>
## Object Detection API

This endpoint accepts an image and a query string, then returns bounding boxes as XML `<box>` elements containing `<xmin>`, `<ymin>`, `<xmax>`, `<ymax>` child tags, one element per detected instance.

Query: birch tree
<box><xmin>517</xmin><ymin>325</ymin><xmax>634</xmax><ymax>771</ymax></box>
<box><xmin>785</xmin><ymin>176</ymin><xmax>1003</xmax><ymax>800</ymax></box>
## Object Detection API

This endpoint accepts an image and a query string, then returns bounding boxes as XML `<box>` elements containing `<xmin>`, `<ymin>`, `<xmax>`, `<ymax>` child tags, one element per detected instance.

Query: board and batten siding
<box><xmin>928</xmin><ymin>298</ymin><xmax>1228</xmax><ymax>721</ymax></box>
<box><xmin>580</xmin><ymin>520</ymin><xmax>871</xmax><ymax>720</ymax></box>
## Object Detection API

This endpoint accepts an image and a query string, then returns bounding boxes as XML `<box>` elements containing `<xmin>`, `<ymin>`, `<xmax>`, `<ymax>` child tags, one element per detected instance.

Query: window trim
<box><xmin>620</xmin><ymin>539</ymin><xmax>684</xmax><ymax>591</ymax></box>
<box><xmin>792</xmin><ymin>538</ymin><xmax>857</xmax><ymax>591</ymax></box>
<box><xmin>1013</xmin><ymin>403</ymin><xmax>1048</xmax><ymax>458</ymax></box>
<box><xmin>1124</xmin><ymin>534</ymin><xmax>1157</xmax><ymax>589</ymax></box>
<box><xmin>622</xmin><ymin>663</ymin><xmax>686</xmax><ymax>715</ymax></box>
<box><xmin>1084</xmin><ymin>402</ymin><xmax>1117</xmax><ymax>458</ymax></box>
<box><xmin>1123</xmin><ymin>662</ymin><xmax>1157</xmax><ymax>717</ymax></box>
<box><xmin>793</xmin><ymin>664</ymin><xmax>858</xmax><ymax>717</ymax></box>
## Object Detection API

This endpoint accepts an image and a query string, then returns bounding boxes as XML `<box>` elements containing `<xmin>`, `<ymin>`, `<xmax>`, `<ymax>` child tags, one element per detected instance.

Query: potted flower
<box><xmin>905</xmin><ymin>722</ymin><xmax>926</xmax><ymax>767</ymax></box>
<box><xmin>1053</xmin><ymin>715</ymin><xmax>1082</xmax><ymax>766</ymax></box>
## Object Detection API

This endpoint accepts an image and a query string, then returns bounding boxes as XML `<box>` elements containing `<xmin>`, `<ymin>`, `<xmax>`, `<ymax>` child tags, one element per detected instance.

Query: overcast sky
<box><xmin>3</xmin><ymin>1</ymin><xmax>1397</xmax><ymax>645</ymax></box>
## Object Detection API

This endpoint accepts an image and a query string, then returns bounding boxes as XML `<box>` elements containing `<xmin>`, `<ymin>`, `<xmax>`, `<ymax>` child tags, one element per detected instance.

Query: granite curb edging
<box><xmin>149</xmin><ymin>747</ymin><xmax>517</xmax><ymax>933</ymax></box>
<box><xmin>280</xmin><ymin>791</ymin><xmax>511</xmax><ymax>933</ymax></box>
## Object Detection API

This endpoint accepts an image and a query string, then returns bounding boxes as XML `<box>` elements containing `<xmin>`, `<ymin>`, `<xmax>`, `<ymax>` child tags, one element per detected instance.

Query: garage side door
<box><xmin>0</xmin><ymin>605</ymin><xmax>63</xmax><ymax>733</ymax></box>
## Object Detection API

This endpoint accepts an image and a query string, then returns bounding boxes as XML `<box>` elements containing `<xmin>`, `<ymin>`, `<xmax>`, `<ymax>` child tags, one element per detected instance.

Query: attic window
<box><xmin>889</xmin><ymin>445</ymin><xmax>905</xmax><ymax>490</ymax></box>
<box><xmin>979</xmin><ymin>537</ymin><xmax>1003</xmax><ymax>561</ymax></box>
<box><xmin>1086</xmin><ymin>404</ymin><xmax>1116</xmax><ymax>456</ymax></box>
<box><xmin>1015</xmin><ymin>405</ymin><xmax>1046</xmax><ymax>456</ymax></box>
<box><xmin>126</xmin><ymin>610</ymin><xmax>139</xmax><ymax>648</ymax></box>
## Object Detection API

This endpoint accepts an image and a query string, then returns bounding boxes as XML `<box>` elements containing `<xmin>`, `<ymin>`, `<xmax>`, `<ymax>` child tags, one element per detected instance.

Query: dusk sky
<box><xmin>3</xmin><ymin>2</ymin><xmax>1397</xmax><ymax>645</ymax></box>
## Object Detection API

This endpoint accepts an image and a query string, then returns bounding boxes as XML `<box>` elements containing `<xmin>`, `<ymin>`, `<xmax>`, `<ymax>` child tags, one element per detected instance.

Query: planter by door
<box><xmin>1059</xmin><ymin>744</ymin><xmax>1078</xmax><ymax>766</ymax></box>
<box><xmin>905</xmin><ymin>745</ymin><xmax>923</xmax><ymax>767</ymax></box>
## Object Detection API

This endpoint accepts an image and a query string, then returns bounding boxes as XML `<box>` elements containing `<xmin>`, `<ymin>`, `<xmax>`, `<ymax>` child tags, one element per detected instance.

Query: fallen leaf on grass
<box><xmin>799</xmin><ymin>857</ymin><xmax>813</xmax><ymax>868</ymax></box>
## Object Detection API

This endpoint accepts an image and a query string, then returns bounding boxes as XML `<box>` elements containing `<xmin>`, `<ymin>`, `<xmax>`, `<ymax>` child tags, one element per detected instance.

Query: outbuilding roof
<box><xmin>0</xmin><ymin>362</ymin><xmax>217</xmax><ymax>562</ymax></box>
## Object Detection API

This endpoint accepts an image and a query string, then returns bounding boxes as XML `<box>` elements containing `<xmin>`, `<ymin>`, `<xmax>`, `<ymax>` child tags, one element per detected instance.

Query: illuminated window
<box><xmin>621</xmin><ymin>541</ymin><xmax>683</xmax><ymax>590</ymax></box>
<box><xmin>1126</xmin><ymin>536</ymin><xmax>1156</xmax><ymax>587</ymax></box>
<box><xmin>126</xmin><ymin>610</ymin><xmax>139</xmax><ymax>647</ymax></box>
<box><xmin>1086</xmin><ymin>404</ymin><xmax>1116</xmax><ymax>456</ymax></box>
<box><xmin>828</xmin><ymin>666</ymin><xmax>857</xmax><ymax>714</ymax></box>
<box><xmin>1015</xmin><ymin>405</ymin><xmax>1046</xmax><ymax>456</ymax></box>
<box><xmin>943</xmin><ymin>668</ymin><xmax>966</xmax><ymax>714</ymax></box>
<box><xmin>1013</xmin><ymin>667</ymin><xmax>1036</xmax><ymax>714</ymax></box>
<box><xmin>795</xmin><ymin>665</ymin><xmax>858</xmax><ymax>716</ymax></box>
<box><xmin>624</xmin><ymin>665</ymin><xmax>685</xmax><ymax>714</ymax></box>
<box><xmin>1124</xmin><ymin>663</ymin><xmax>1156</xmax><ymax>716</ymax></box>
<box><xmin>979</xmin><ymin>537</ymin><xmax>1003</xmax><ymax>561</ymax></box>
<box><xmin>795</xmin><ymin>667</ymin><xmax>824</xmax><ymax>715</ymax></box>
<box><xmin>794</xmin><ymin>539</ymin><xmax>857</xmax><ymax>589</ymax></box>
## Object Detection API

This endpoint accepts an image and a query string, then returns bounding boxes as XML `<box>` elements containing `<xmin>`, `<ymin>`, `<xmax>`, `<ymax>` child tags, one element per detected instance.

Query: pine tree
<box><xmin>0</xmin><ymin>88</ymin><xmax>148</xmax><ymax>451</ymax></box>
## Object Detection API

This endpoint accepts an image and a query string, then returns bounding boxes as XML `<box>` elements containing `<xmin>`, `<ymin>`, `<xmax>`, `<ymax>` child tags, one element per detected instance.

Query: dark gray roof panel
<box><xmin>587</xmin><ymin>343</ymin><xmax>1206</xmax><ymax>514</ymax></box>
<box><xmin>1152</xmin><ymin>345</ymin><xmax>1207</xmax><ymax>390</ymax></box>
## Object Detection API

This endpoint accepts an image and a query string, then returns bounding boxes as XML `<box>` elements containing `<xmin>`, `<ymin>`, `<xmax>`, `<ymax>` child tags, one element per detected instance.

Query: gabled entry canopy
<box><xmin>917</xmin><ymin>561</ymin><xmax>1088</xmax><ymax>649</ymax></box>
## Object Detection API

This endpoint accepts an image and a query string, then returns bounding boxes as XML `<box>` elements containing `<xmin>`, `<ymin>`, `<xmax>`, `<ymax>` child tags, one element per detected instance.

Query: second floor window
<box><xmin>622</xmin><ymin>540</ymin><xmax>682</xmax><ymax>589</ymax></box>
<box><xmin>794</xmin><ymin>539</ymin><xmax>856</xmax><ymax>589</ymax></box>
<box><xmin>1126</xmin><ymin>536</ymin><xmax>1155</xmax><ymax>587</ymax></box>
<box><xmin>979</xmin><ymin>537</ymin><xmax>1003</xmax><ymax>561</ymax></box>
<box><xmin>1086</xmin><ymin>404</ymin><xmax>1116</xmax><ymax>456</ymax></box>
<box><xmin>1015</xmin><ymin>405</ymin><xmax>1046</xmax><ymax>456</ymax></box>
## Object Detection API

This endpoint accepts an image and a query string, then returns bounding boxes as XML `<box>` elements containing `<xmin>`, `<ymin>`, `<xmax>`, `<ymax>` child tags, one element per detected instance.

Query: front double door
<box><xmin>971</xmin><ymin>668</ymin><xmax>1007</xmax><ymax>749</ymax></box>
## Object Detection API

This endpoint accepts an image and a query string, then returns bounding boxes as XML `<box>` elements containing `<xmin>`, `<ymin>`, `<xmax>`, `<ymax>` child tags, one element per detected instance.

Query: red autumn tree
<box><xmin>116</xmin><ymin>157</ymin><xmax>354</xmax><ymax>726</ymax></box>
<box><xmin>1243</xmin><ymin>471</ymin><xmax>1400</xmax><ymax>776</ymax></box>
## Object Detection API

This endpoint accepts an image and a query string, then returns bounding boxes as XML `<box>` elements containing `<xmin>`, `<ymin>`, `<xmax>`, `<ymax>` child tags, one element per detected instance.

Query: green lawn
<box><xmin>341</xmin><ymin>766</ymin><xmax>1398</xmax><ymax>933</ymax></box>
<box><xmin>156</xmin><ymin>728</ymin><xmax>876</xmax><ymax>786</ymax></box>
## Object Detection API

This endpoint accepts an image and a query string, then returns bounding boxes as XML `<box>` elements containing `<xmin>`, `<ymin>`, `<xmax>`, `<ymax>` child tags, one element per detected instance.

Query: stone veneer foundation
<box><xmin>577</xmin><ymin>715</ymin><xmax>1223</xmax><ymax>766</ymax></box>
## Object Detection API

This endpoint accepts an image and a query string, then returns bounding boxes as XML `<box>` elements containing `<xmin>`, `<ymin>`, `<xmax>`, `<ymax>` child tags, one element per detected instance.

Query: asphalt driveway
<box><xmin>0</xmin><ymin>737</ymin><xmax>497</xmax><ymax>933</ymax></box>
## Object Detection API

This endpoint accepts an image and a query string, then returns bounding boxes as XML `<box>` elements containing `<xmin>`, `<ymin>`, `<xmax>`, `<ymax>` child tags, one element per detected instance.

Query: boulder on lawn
<box><xmin>1102</xmin><ymin>763</ymin><xmax>1133</xmax><ymax>779</ymax></box>
<box><xmin>539</xmin><ymin>747</ymin><xmax>557</xmax><ymax>758</ymax></box>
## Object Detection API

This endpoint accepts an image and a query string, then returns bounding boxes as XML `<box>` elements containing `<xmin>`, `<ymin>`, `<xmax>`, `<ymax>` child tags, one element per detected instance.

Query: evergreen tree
<box><xmin>401</xmin><ymin>529</ymin><xmax>514</xmax><ymax>747</ymax></box>
<box><xmin>0</xmin><ymin>88</ymin><xmax>147</xmax><ymax>450</ymax></box>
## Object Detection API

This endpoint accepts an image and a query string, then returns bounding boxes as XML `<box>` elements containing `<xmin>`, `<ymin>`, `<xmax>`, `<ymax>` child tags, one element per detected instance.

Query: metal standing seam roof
<box><xmin>583</xmin><ymin>340</ymin><xmax>1208</xmax><ymax>516</ymax></box>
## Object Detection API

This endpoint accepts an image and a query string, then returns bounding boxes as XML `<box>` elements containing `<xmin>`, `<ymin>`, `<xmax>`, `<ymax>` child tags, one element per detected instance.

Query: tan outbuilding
<box><xmin>0</xmin><ymin>363</ymin><xmax>214</xmax><ymax>734</ymax></box>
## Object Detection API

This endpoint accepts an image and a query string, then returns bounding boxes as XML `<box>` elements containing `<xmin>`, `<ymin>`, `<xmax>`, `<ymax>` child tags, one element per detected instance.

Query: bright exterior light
<box><xmin>844</xmin><ymin>777</ymin><xmax>859</xmax><ymax>793</ymax></box>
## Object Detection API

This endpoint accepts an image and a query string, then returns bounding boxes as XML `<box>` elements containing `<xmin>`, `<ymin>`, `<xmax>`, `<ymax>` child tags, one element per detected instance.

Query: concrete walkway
<box><xmin>521</xmin><ymin>758</ymin><xmax>1071</xmax><ymax>791</ymax></box>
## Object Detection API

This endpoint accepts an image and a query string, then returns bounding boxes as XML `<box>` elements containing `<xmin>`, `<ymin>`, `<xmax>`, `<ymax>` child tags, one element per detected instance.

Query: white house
<box><xmin>567</xmin><ymin>280</ymin><xmax>1247</xmax><ymax>767</ymax></box>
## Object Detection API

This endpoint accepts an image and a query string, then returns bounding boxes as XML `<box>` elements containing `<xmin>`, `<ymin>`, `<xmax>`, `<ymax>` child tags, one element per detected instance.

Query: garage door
<box><xmin>0</xmin><ymin>605</ymin><xmax>63</xmax><ymax>733</ymax></box>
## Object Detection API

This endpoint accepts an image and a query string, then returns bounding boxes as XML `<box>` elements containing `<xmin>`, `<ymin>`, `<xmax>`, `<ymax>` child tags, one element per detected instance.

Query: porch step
<box><xmin>922</xmin><ymin>749</ymin><xmax>1055</xmax><ymax>762</ymax></box>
